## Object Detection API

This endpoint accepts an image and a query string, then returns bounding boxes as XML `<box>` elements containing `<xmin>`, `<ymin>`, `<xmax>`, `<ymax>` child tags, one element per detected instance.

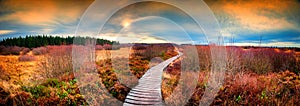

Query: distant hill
<box><xmin>0</xmin><ymin>35</ymin><xmax>119</xmax><ymax>48</ymax></box>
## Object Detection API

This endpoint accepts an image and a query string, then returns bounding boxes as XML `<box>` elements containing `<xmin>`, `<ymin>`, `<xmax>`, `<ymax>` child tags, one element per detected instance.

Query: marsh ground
<box><xmin>0</xmin><ymin>45</ymin><xmax>299</xmax><ymax>105</ymax></box>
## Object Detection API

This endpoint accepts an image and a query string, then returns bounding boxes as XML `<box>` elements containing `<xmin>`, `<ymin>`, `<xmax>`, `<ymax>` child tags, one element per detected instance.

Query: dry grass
<box><xmin>18</xmin><ymin>55</ymin><xmax>36</xmax><ymax>62</ymax></box>
<box><xmin>0</xmin><ymin>45</ymin><xmax>299</xmax><ymax>105</ymax></box>
<box><xmin>38</xmin><ymin>45</ymin><xmax>73</xmax><ymax>79</ymax></box>
<box><xmin>95</xmin><ymin>47</ymin><xmax>130</xmax><ymax>61</ymax></box>
<box><xmin>0</xmin><ymin>45</ymin><xmax>126</xmax><ymax>105</ymax></box>
<box><xmin>0</xmin><ymin>55</ymin><xmax>38</xmax><ymax>82</ymax></box>
<box><xmin>160</xmin><ymin>46</ymin><xmax>300</xmax><ymax>105</ymax></box>
<box><xmin>0</xmin><ymin>46</ymin><xmax>127</xmax><ymax>91</ymax></box>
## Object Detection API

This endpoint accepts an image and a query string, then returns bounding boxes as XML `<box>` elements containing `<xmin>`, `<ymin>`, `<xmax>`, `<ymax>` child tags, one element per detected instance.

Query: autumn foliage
<box><xmin>0</xmin><ymin>44</ymin><xmax>299</xmax><ymax>105</ymax></box>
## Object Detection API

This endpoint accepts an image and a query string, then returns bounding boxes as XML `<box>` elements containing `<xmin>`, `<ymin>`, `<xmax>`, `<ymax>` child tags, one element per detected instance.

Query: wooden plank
<box><xmin>123</xmin><ymin>52</ymin><xmax>182</xmax><ymax>106</ymax></box>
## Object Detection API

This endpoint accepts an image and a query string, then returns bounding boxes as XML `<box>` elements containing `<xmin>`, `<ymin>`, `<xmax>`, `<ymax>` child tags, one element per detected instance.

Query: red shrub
<box><xmin>10</xmin><ymin>46</ymin><xmax>23</xmax><ymax>55</ymax></box>
<box><xmin>95</xmin><ymin>45</ymin><xmax>103</xmax><ymax>50</ymax></box>
<box><xmin>0</xmin><ymin>46</ymin><xmax>5</xmax><ymax>54</ymax></box>
<box><xmin>32</xmin><ymin>47</ymin><xmax>48</xmax><ymax>55</ymax></box>
<box><xmin>196</xmin><ymin>46</ymin><xmax>211</xmax><ymax>71</ymax></box>
<box><xmin>0</xmin><ymin>46</ymin><xmax>23</xmax><ymax>55</ymax></box>
<box><xmin>20</xmin><ymin>48</ymin><xmax>30</xmax><ymax>55</ymax></box>
<box><xmin>131</xmin><ymin>44</ymin><xmax>177</xmax><ymax>60</ymax></box>
<box><xmin>223</xmin><ymin>47</ymin><xmax>298</xmax><ymax>74</ymax></box>
<box><xmin>5</xmin><ymin>91</ymin><xmax>32</xmax><ymax>106</ymax></box>
<box><xmin>18</xmin><ymin>55</ymin><xmax>36</xmax><ymax>62</ymax></box>
<box><xmin>0</xmin><ymin>65</ymin><xmax>10</xmax><ymax>81</ymax></box>
<box><xmin>103</xmin><ymin>44</ymin><xmax>112</xmax><ymax>50</ymax></box>
<box><xmin>39</xmin><ymin>45</ymin><xmax>73</xmax><ymax>78</ymax></box>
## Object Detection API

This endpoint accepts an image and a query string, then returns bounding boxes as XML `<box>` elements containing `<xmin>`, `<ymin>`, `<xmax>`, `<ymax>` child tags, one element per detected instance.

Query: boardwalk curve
<box><xmin>123</xmin><ymin>52</ymin><xmax>183</xmax><ymax>106</ymax></box>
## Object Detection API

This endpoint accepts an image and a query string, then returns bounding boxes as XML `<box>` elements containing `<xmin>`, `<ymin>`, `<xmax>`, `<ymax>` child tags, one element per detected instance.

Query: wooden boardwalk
<box><xmin>123</xmin><ymin>52</ymin><xmax>182</xmax><ymax>106</ymax></box>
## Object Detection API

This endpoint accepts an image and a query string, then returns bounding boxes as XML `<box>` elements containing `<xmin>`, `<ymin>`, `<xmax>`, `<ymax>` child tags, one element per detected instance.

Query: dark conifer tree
<box><xmin>0</xmin><ymin>35</ymin><xmax>119</xmax><ymax>48</ymax></box>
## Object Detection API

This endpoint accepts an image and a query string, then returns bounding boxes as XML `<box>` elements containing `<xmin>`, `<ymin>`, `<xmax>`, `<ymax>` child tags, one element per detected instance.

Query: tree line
<box><xmin>0</xmin><ymin>35</ymin><xmax>119</xmax><ymax>48</ymax></box>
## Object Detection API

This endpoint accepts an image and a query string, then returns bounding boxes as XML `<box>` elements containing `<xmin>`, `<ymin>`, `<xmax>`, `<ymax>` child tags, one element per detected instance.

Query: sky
<box><xmin>0</xmin><ymin>0</ymin><xmax>299</xmax><ymax>47</ymax></box>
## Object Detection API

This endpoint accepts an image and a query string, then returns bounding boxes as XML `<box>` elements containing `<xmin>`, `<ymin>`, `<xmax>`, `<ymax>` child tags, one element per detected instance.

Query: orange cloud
<box><xmin>0</xmin><ymin>0</ymin><xmax>94</xmax><ymax>26</ymax></box>
<box><xmin>207</xmin><ymin>0</ymin><xmax>299</xmax><ymax>31</ymax></box>
<box><xmin>107</xmin><ymin>1</ymin><xmax>188</xmax><ymax>28</ymax></box>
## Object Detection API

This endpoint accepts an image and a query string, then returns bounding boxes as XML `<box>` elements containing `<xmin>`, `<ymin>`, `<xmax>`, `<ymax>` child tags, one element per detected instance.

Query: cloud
<box><xmin>96</xmin><ymin>1</ymin><xmax>211</xmax><ymax>44</ymax></box>
<box><xmin>234</xmin><ymin>42</ymin><xmax>300</xmax><ymax>48</ymax></box>
<box><xmin>207</xmin><ymin>0</ymin><xmax>300</xmax><ymax>32</ymax></box>
<box><xmin>101</xmin><ymin>15</ymin><xmax>201</xmax><ymax>44</ymax></box>
<box><xmin>0</xmin><ymin>30</ymin><xmax>15</xmax><ymax>35</ymax></box>
<box><xmin>0</xmin><ymin>0</ymin><xmax>93</xmax><ymax>34</ymax></box>
<box><xmin>99</xmin><ymin>32</ymin><xmax>168</xmax><ymax>44</ymax></box>
<box><xmin>204</xmin><ymin>0</ymin><xmax>300</xmax><ymax>47</ymax></box>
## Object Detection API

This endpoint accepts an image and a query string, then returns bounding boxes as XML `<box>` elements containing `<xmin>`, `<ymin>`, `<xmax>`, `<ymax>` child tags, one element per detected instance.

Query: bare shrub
<box><xmin>0</xmin><ymin>65</ymin><xmax>10</xmax><ymax>81</ymax></box>
<box><xmin>164</xmin><ymin>71</ymin><xmax>200</xmax><ymax>106</ymax></box>
<box><xmin>224</xmin><ymin>47</ymin><xmax>298</xmax><ymax>74</ymax></box>
<box><xmin>131</xmin><ymin>44</ymin><xmax>177</xmax><ymax>60</ymax></box>
<box><xmin>112</xmin><ymin>45</ymin><xmax>121</xmax><ymax>50</ymax></box>
<box><xmin>131</xmin><ymin>44</ymin><xmax>146</xmax><ymax>50</ymax></box>
<box><xmin>196</xmin><ymin>46</ymin><xmax>211</xmax><ymax>71</ymax></box>
<box><xmin>103</xmin><ymin>44</ymin><xmax>112</xmax><ymax>50</ymax></box>
<box><xmin>0</xmin><ymin>46</ymin><xmax>5</xmax><ymax>53</ymax></box>
<box><xmin>20</xmin><ymin>48</ymin><xmax>30</xmax><ymax>55</ymax></box>
<box><xmin>143</xmin><ymin>45</ymin><xmax>167</xmax><ymax>60</ymax></box>
<box><xmin>5</xmin><ymin>91</ymin><xmax>32</xmax><ymax>106</ymax></box>
<box><xmin>32</xmin><ymin>47</ymin><xmax>48</xmax><ymax>55</ymax></box>
<box><xmin>95</xmin><ymin>45</ymin><xmax>103</xmax><ymax>50</ymax></box>
<box><xmin>0</xmin><ymin>84</ymin><xmax>10</xmax><ymax>105</ymax></box>
<box><xmin>268</xmin><ymin>49</ymin><xmax>298</xmax><ymax>73</ymax></box>
<box><xmin>10</xmin><ymin>46</ymin><xmax>23</xmax><ymax>55</ymax></box>
<box><xmin>0</xmin><ymin>46</ymin><xmax>23</xmax><ymax>55</ymax></box>
<box><xmin>18</xmin><ymin>55</ymin><xmax>36</xmax><ymax>62</ymax></box>
<box><xmin>39</xmin><ymin>45</ymin><xmax>73</xmax><ymax>78</ymax></box>
<box><xmin>226</xmin><ymin>47</ymin><xmax>244</xmax><ymax>75</ymax></box>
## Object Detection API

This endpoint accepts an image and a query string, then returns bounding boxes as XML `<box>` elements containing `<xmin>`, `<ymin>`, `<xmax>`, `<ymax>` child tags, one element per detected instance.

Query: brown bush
<box><xmin>95</xmin><ymin>45</ymin><xmax>103</xmax><ymax>50</ymax></box>
<box><xmin>9</xmin><ymin>46</ymin><xmax>23</xmax><ymax>55</ymax></box>
<box><xmin>5</xmin><ymin>91</ymin><xmax>32</xmax><ymax>106</ymax></box>
<box><xmin>241</xmin><ymin>49</ymin><xmax>272</xmax><ymax>74</ymax></box>
<box><xmin>32</xmin><ymin>47</ymin><xmax>48</xmax><ymax>55</ymax></box>
<box><xmin>0</xmin><ymin>46</ymin><xmax>5</xmax><ymax>53</ymax></box>
<box><xmin>0</xmin><ymin>65</ymin><xmax>10</xmax><ymax>81</ymax></box>
<box><xmin>20</xmin><ymin>48</ymin><xmax>30</xmax><ymax>55</ymax></box>
<box><xmin>39</xmin><ymin>45</ymin><xmax>73</xmax><ymax>78</ymax></box>
<box><xmin>195</xmin><ymin>46</ymin><xmax>298</xmax><ymax>74</ymax></box>
<box><xmin>0</xmin><ymin>84</ymin><xmax>10</xmax><ymax>105</ymax></box>
<box><xmin>131</xmin><ymin>44</ymin><xmax>146</xmax><ymax>50</ymax></box>
<box><xmin>96</xmin><ymin>59</ymin><xmax>131</xmax><ymax>102</ymax></box>
<box><xmin>182</xmin><ymin>70</ymin><xmax>300</xmax><ymax>105</ymax></box>
<box><xmin>131</xmin><ymin>44</ymin><xmax>177</xmax><ymax>61</ymax></box>
<box><xmin>165</xmin><ymin>46</ymin><xmax>299</xmax><ymax>105</ymax></box>
<box><xmin>196</xmin><ymin>46</ymin><xmax>211</xmax><ymax>71</ymax></box>
<box><xmin>18</xmin><ymin>55</ymin><xmax>36</xmax><ymax>62</ymax></box>
<box><xmin>103</xmin><ymin>44</ymin><xmax>112</xmax><ymax>50</ymax></box>
<box><xmin>0</xmin><ymin>46</ymin><xmax>24</xmax><ymax>55</ymax></box>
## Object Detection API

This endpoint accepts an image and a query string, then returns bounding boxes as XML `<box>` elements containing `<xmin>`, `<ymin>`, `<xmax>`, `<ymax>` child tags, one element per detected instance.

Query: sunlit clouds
<box><xmin>0</xmin><ymin>30</ymin><xmax>15</xmax><ymax>35</ymax></box>
<box><xmin>0</xmin><ymin>0</ymin><xmax>93</xmax><ymax>36</ymax></box>
<box><xmin>121</xmin><ymin>19</ymin><xmax>132</xmax><ymax>28</ymax></box>
<box><xmin>206</xmin><ymin>0</ymin><xmax>300</xmax><ymax>47</ymax></box>
<box><xmin>209</xmin><ymin>0</ymin><xmax>299</xmax><ymax>32</ymax></box>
